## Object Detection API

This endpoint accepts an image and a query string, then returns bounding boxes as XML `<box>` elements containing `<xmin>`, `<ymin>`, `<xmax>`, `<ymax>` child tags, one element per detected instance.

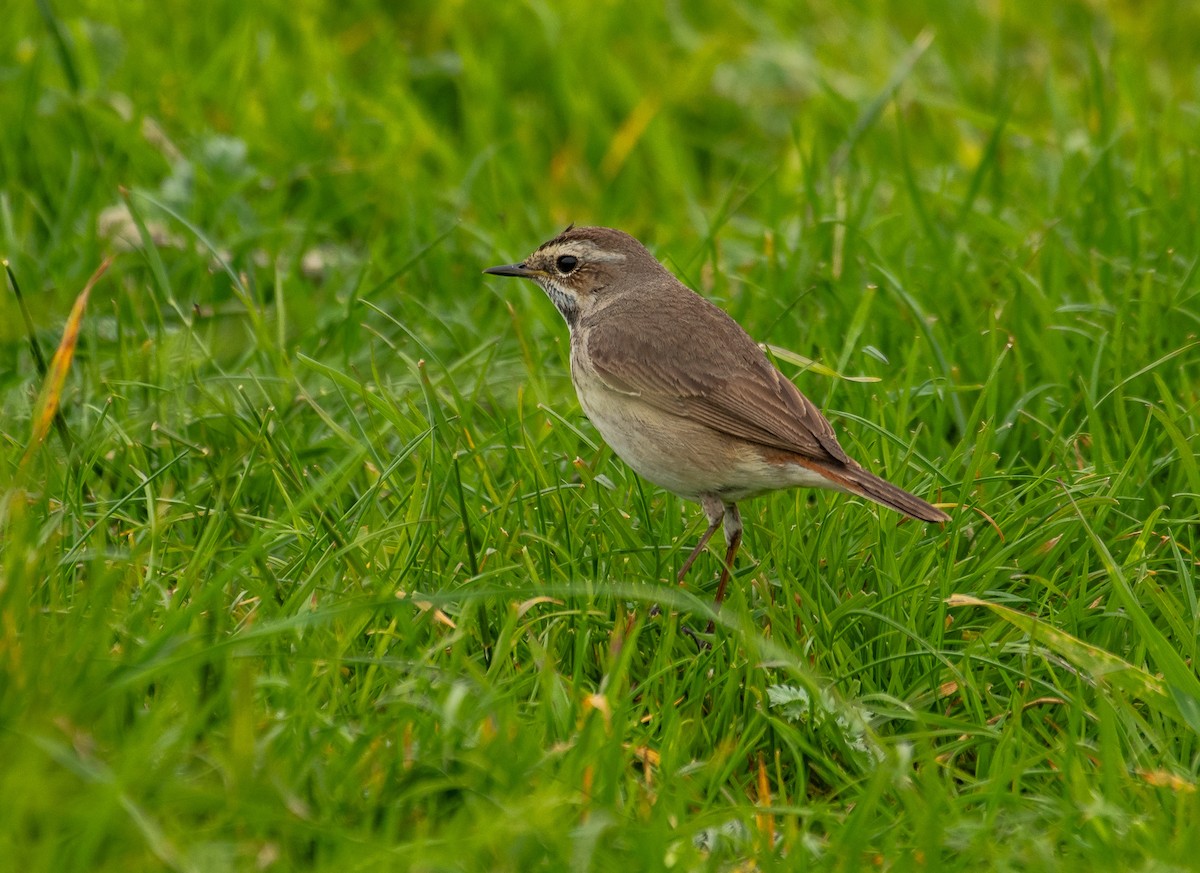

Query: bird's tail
<box><xmin>820</xmin><ymin>461</ymin><xmax>950</xmax><ymax>523</ymax></box>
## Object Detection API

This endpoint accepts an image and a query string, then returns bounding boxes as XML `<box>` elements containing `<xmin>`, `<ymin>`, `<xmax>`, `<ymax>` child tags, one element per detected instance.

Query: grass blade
<box><xmin>20</xmin><ymin>256</ymin><xmax>113</xmax><ymax>470</ymax></box>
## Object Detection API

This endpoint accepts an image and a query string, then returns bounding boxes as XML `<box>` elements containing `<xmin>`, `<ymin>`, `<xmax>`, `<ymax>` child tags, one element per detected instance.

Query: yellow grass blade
<box><xmin>762</xmin><ymin>343</ymin><xmax>882</xmax><ymax>383</ymax></box>
<box><xmin>20</xmin><ymin>256</ymin><xmax>114</xmax><ymax>469</ymax></box>
<box><xmin>945</xmin><ymin>593</ymin><xmax>1190</xmax><ymax>726</ymax></box>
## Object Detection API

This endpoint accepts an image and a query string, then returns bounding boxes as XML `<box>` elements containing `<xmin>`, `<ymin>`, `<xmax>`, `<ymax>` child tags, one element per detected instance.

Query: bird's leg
<box><xmin>676</xmin><ymin>508</ymin><xmax>724</xmax><ymax>585</ymax></box>
<box><xmin>706</xmin><ymin>503</ymin><xmax>742</xmax><ymax>634</ymax></box>
<box><xmin>651</xmin><ymin>496</ymin><xmax>724</xmax><ymax>621</ymax></box>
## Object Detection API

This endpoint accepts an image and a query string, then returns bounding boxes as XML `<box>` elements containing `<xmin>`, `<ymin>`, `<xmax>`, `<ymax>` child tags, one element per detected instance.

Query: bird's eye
<box><xmin>556</xmin><ymin>255</ymin><xmax>579</xmax><ymax>274</ymax></box>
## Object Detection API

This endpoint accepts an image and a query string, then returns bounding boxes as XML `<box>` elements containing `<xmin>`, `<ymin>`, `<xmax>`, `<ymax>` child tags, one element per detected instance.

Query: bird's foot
<box><xmin>680</xmin><ymin>624</ymin><xmax>712</xmax><ymax>651</ymax></box>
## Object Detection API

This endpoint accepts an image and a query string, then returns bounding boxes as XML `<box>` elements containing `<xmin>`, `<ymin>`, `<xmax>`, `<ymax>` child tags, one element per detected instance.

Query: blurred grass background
<box><xmin>2</xmin><ymin>1</ymin><xmax>1199</xmax><ymax>870</ymax></box>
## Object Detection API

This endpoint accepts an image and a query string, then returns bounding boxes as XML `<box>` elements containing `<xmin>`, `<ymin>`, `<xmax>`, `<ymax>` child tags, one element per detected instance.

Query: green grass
<box><xmin>3</xmin><ymin>1</ymin><xmax>1199</xmax><ymax>870</ymax></box>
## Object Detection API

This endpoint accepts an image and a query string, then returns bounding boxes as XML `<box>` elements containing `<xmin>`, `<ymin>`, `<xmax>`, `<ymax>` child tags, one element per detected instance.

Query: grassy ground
<box><xmin>3</xmin><ymin>1</ymin><xmax>1199</xmax><ymax>870</ymax></box>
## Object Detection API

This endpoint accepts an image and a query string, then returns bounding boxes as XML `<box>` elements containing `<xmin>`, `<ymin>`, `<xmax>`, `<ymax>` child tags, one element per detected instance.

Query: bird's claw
<box><xmin>680</xmin><ymin>624</ymin><xmax>712</xmax><ymax>651</ymax></box>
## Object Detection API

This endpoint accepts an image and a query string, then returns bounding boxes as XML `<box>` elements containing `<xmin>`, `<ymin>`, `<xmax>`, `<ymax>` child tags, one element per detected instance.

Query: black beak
<box><xmin>483</xmin><ymin>262</ymin><xmax>534</xmax><ymax>278</ymax></box>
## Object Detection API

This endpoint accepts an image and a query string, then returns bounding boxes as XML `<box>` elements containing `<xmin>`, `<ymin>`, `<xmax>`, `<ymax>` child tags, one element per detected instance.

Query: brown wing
<box><xmin>583</xmin><ymin>292</ymin><xmax>851</xmax><ymax>466</ymax></box>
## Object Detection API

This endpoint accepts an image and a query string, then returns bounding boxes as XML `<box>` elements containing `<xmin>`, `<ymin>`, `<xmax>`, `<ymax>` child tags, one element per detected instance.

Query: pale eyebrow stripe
<box><xmin>542</xmin><ymin>240</ymin><xmax>627</xmax><ymax>263</ymax></box>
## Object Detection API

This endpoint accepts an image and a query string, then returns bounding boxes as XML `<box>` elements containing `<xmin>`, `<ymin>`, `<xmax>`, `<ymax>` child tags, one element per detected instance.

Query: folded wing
<box><xmin>584</xmin><ymin>305</ymin><xmax>851</xmax><ymax>466</ymax></box>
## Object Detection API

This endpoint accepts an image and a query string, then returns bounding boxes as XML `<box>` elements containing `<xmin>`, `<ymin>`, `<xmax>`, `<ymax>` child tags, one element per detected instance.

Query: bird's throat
<box><xmin>540</xmin><ymin>281</ymin><xmax>579</xmax><ymax>328</ymax></box>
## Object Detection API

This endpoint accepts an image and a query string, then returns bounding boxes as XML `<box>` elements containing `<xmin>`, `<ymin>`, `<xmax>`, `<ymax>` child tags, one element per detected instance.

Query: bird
<box><xmin>484</xmin><ymin>225</ymin><xmax>948</xmax><ymax>628</ymax></box>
